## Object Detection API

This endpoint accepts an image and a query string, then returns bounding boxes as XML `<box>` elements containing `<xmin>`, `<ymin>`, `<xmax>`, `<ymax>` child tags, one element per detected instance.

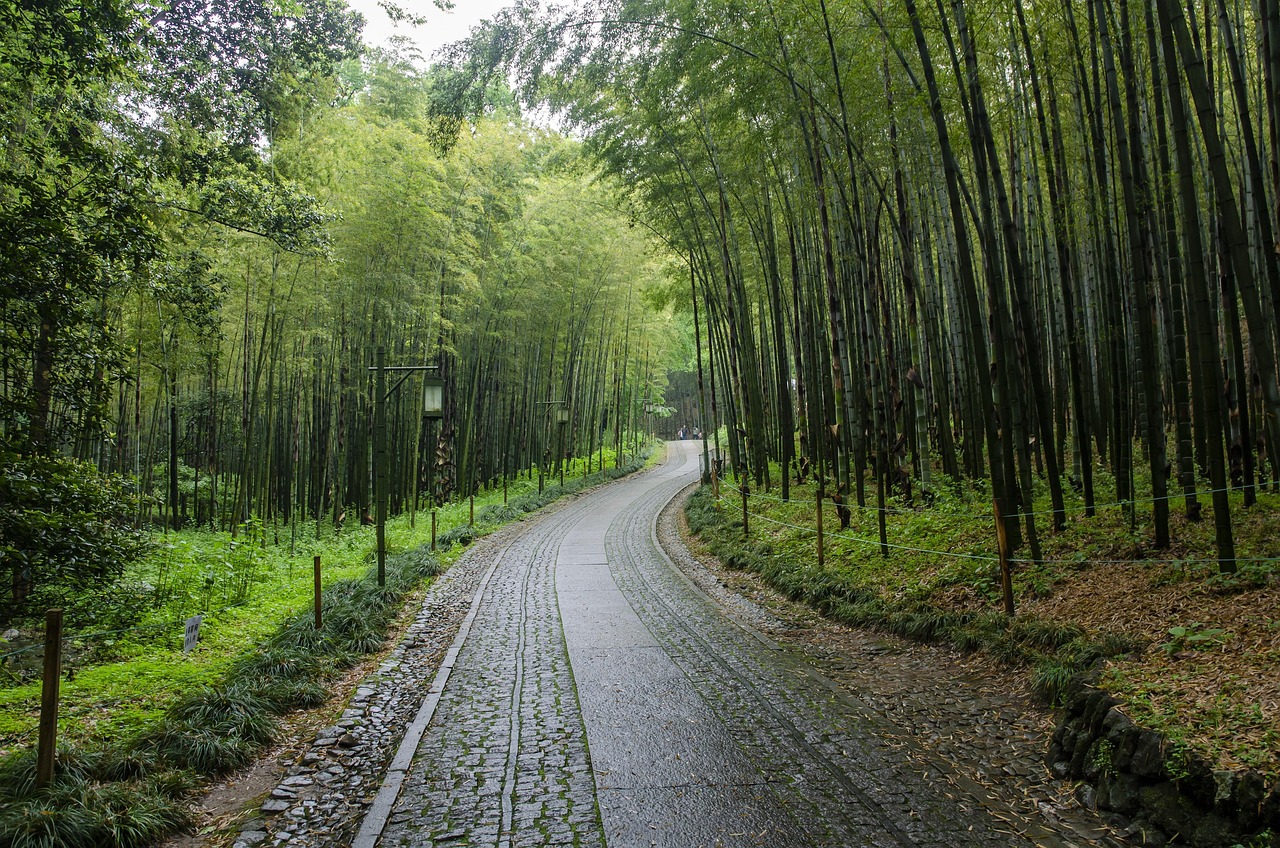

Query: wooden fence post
<box><xmin>36</xmin><ymin>608</ymin><xmax>62</xmax><ymax>787</ymax></box>
<box><xmin>431</xmin><ymin>509</ymin><xmax>437</xmax><ymax>552</ymax></box>
<box><xmin>816</xmin><ymin>485</ymin><xmax>825</xmax><ymax>571</ymax></box>
<box><xmin>740</xmin><ymin>478</ymin><xmax>749</xmax><ymax>537</ymax></box>
<box><xmin>994</xmin><ymin>498</ymin><xmax>1015</xmax><ymax>616</ymax></box>
<box><xmin>313</xmin><ymin>556</ymin><xmax>323</xmax><ymax>630</ymax></box>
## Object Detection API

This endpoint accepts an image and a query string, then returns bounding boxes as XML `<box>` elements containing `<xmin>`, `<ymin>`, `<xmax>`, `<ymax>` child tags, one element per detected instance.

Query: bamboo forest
<box><xmin>1</xmin><ymin>0</ymin><xmax>1279</xmax><ymax>846</ymax></box>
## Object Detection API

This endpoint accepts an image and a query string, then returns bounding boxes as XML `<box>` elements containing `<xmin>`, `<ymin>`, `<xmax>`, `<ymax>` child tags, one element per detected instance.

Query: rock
<box><xmin>336</xmin><ymin>733</ymin><xmax>359</xmax><ymax>748</ymax></box>
<box><xmin>261</xmin><ymin>799</ymin><xmax>291</xmax><ymax>814</ymax></box>
<box><xmin>237</xmin><ymin>831</ymin><xmax>268</xmax><ymax>846</ymax></box>
<box><xmin>1101</xmin><ymin>773</ymin><xmax>1143</xmax><ymax>816</ymax></box>
<box><xmin>1055</xmin><ymin>721</ymin><xmax>1080</xmax><ymax>763</ymax></box>
<box><xmin>1139</xmin><ymin>782</ymin><xmax>1199</xmax><ymax>838</ymax></box>
<box><xmin>1102</xmin><ymin>706</ymin><xmax>1129</xmax><ymax>736</ymax></box>
<box><xmin>1190</xmin><ymin>813</ymin><xmax>1242</xmax><ymax>848</ymax></box>
<box><xmin>1129</xmin><ymin>730</ymin><xmax>1165</xmax><ymax>779</ymax></box>
<box><xmin>1111</xmin><ymin>725</ymin><xmax>1138</xmax><ymax>773</ymax></box>
<box><xmin>1069</xmin><ymin>731</ymin><xmax>1093</xmax><ymax>779</ymax></box>
<box><xmin>1213</xmin><ymin>770</ymin><xmax>1238</xmax><ymax>815</ymax></box>
<box><xmin>1084</xmin><ymin>690</ymin><xmax>1119</xmax><ymax>735</ymax></box>
<box><xmin>1234</xmin><ymin>771</ymin><xmax>1268</xmax><ymax>828</ymax></box>
<box><xmin>1123</xmin><ymin>819</ymin><xmax>1167</xmax><ymax>847</ymax></box>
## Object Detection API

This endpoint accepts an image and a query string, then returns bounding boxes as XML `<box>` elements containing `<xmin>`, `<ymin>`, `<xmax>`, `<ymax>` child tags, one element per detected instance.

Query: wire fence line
<box><xmin>0</xmin><ymin>597</ymin><xmax>256</xmax><ymax>662</ymax></box>
<box><xmin>0</xmin><ymin>461</ymin><xmax>639</xmax><ymax>665</ymax></box>
<box><xmin>712</xmin><ymin>493</ymin><xmax>1280</xmax><ymax>570</ymax></box>
<box><xmin>722</xmin><ymin>476</ymin><xmax>1279</xmax><ymax>522</ymax></box>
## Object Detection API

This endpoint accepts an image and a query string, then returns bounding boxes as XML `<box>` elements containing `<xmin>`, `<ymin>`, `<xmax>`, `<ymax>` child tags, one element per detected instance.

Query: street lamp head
<box><xmin>555</xmin><ymin>407</ymin><xmax>570</xmax><ymax>425</ymax></box>
<box><xmin>423</xmin><ymin>377</ymin><xmax>444</xmax><ymax>420</ymax></box>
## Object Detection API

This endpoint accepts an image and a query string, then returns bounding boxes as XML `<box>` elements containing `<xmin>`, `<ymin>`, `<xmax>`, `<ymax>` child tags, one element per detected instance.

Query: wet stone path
<box><xmin>346</xmin><ymin>441</ymin><xmax>1102</xmax><ymax>848</ymax></box>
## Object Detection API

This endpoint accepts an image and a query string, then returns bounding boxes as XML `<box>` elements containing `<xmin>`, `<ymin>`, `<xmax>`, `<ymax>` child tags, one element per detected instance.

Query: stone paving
<box><xmin>375</xmin><ymin>501</ymin><xmax>603</xmax><ymax>848</ymax></box>
<box><xmin>236</xmin><ymin>442</ymin><xmax>1116</xmax><ymax>848</ymax></box>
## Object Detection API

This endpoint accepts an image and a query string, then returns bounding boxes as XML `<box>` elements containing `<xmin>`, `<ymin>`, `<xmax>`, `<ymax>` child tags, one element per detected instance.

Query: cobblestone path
<box><xmin>366</xmin><ymin>442</ymin><xmax>1085</xmax><ymax>848</ymax></box>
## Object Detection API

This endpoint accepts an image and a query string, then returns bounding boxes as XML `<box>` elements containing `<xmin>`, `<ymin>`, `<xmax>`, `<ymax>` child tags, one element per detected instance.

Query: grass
<box><xmin>686</xmin><ymin>459</ymin><xmax>1279</xmax><ymax>776</ymax></box>
<box><xmin>0</xmin><ymin>443</ymin><xmax>656</xmax><ymax>848</ymax></box>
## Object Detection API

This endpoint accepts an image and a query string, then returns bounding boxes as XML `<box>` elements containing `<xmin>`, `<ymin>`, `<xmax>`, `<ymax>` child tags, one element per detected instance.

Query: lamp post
<box><xmin>422</xmin><ymin>374</ymin><xmax>443</xmax><ymax>551</ymax></box>
<box><xmin>555</xmin><ymin>406</ymin><xmax>570</xmax><ymax>486</ymax></box>
<box><xmin>536</xmin><ymin>399</ymin><xmax>566</xmax><ymax>491</ymax></box>
<box><xmin>370</xmin><ymin>347</ymin><xmax>441</xmax><ymax>586</ymax></box>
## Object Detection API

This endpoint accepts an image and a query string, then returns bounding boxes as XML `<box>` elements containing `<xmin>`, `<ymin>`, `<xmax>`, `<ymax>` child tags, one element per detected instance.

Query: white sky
<box><xmin>345</xmin><ymin>0</ymin><xmax>517</xmax><ymax>65</ymax></box>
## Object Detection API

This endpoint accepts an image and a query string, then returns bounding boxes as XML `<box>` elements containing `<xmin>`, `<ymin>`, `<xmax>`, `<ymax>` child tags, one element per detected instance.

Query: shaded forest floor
<box><xmin>684</xmin><ymin>461</ymin><xmax>1280</xmax><ymax>781</ymax></box>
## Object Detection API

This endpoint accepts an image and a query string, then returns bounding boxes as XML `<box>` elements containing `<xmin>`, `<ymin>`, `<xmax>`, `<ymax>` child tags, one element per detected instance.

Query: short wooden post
<box><xmin>313</xmin><ymin>556</ymin><xmax>323</xmax><ymax>630</ymax></box>
<box><xmin>36</xmin><ymin>609</ymin><xmax>62</xmax><ymax>788</ymax></box>
<box><xmin>994</xmin><ymin>498</ymin><xmax>1015</xmax><ymax>616</ymax></box>
<box><xmin>816</xmin><ymin>485</ymin><xmax>825</xmax><ymax>571</ymax></box>
<box><xmin>469</xmin><ymin>493</ymin><xmax>474</xmax><ymax>526</ymax></box>
<box><xmin>431</xmin><ymin>510</ymin><xmax>437</xmax><ymax>552</ymax></box>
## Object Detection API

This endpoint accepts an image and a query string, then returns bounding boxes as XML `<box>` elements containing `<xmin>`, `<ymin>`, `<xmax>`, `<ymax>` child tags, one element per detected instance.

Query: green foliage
<box><xmin>436</xmin><ymin>525</ymin><xmax>476</xmax><ymax>550</ymax></box>
<box><xmin>0</xmin><ymin>535</ymin><xmax>446</xmax><ymax>846</ymax></box>
<box><xmin>142</xmin><ymin>0</ymin><xmax>363</xmax><ymax>147</ymax></box>
<box><xmin>684</xmin><ymin>484</ymin><xmax>1135</xmax><ymax>704</ymax></box>
<box><xmin>0</xmin><ymin>0</ymin><xmax>364</xmax><ymax>453</ymax></box>
<box><xmin>0</xmin><ymin>451</ymin><xmax>151</xmax><ymax>628</ymax></box>
<box><xmin>1030</xmin><ymin>660</ymin><xmax>1077</xmax><ymax>706</ymax></box>
<box><xmin>1090</xmin><ymin>739</ymin><xmax>1116</xmax><ymax>779</ymax></box>
<box><xmin>0</xmin><ymin>745</ymin><xmax>192</xmax><ymax>848</ymax></box>
<box><xmin>1159</xmin><ymin>623</ymin><xmax>1231</xmax><ymax>655</ymax></box>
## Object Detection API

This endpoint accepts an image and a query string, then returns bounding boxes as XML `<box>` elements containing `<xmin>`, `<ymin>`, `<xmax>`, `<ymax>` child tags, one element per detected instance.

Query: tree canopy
<box><xmin>437</xmin><ymin>0</ymin><xmax>1280</xmax><ymax>571</ymax></box>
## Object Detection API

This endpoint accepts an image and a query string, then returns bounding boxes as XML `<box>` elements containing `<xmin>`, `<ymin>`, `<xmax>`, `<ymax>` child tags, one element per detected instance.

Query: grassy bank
<box><xmin>684</xmin><ymin>469</ymin><xmax>1279</xmax><ymax>778</ymax></box>
<box><xmin>0</xmin><ymin>445</ymin><xmax>655</xmax><ymax>848</ymax></box>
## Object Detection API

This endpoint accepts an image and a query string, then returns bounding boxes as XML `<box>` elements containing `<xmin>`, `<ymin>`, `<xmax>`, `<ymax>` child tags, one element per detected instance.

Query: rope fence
<box><xmin>713</xmin><ymin>491</ymin><xmax>1280</xmax><ymax>570</ymax></box>
<box><xmin>0</xmin><ymin>596</ymin><xmax>256</xmax><ymax>663</ymax></box>
<box><xmin>722</xmin><ymin>476</ymin><xmax>1279</xmax><ymax>522</ymax></box>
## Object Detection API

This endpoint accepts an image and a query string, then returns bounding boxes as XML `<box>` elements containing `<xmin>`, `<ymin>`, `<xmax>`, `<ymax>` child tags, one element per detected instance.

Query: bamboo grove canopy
<box><xmin>431</xmin><ymin>0</ymin><xmax>1280</xmax><ymax>572</ymax></box>
<box><xmin>0</xmin><ymin>0</ymin><xmax>683</xmax><ymax>553</ymax></box>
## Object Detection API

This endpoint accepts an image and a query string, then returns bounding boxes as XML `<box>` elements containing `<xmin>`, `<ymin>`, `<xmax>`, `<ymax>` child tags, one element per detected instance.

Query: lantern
<box><xmin>422</xmin><ymin>376</ymin><xmax>444</xmax><ymax>420</ymax></box>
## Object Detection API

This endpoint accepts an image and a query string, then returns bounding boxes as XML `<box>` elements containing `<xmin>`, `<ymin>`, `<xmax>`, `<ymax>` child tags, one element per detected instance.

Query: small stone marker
<box><xmin>183</xmin><ymin>614</ymin><xmax>202</xmax><ymax>654</ymax></box>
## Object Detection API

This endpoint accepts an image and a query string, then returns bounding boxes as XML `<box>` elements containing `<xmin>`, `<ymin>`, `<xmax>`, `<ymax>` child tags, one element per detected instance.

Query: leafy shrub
<box><xmin>1159</xmin><ymin>622</ymin><xmax>1230</xmax><ymax>655</ymax></box>
<box><xmin>0</xmin><ymin>450</ymin><xmax>152</xmax><ymax>629</ymax></box>
<box><xmin>169</xmin><ymin>684</ymin><xmax>279</xmax><ymax>745</ymax></box>
<box><xmin>477</xmin><ymin>503</ymin><xmax>522</xmax><ymax>524</ymax></box>
<box><xmin>437</xmin><ymin>525</ymin><xmax>475</xmax><ymax>550</ymax></box>
<box><xmin>1010</xmin><ymin>616</ymin><xmax>1084</xmax><ymax>650</ymax></box>
<box><xmin>138</xmin><ymin>722</ymin><xmax>258</xmax><ymax>774</ymax></box>
<box><xmin>0</xmin><ymin>745</ymin><xmax>191</xmax><ymax>848</ymax></box>
<box><xmin>1031</xmin><ymin>659</ymin><xmax>1078</xmax><ymax>706</ymax></box>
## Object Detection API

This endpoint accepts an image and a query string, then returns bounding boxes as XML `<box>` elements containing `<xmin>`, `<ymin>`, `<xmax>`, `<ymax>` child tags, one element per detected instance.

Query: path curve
<box><xmin>359</xmin><ymin>441</ymin><xmax>1088</xmax><ymax>847</ymax></box>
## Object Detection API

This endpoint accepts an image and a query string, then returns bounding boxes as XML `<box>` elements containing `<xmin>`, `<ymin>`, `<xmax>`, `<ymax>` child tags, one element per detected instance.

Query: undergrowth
<box><xmin>684</xmin><ymin>485</ymin><xmax>1139</xmax><ymax>707</ymax></box>
<box><xmin>0</xmin><ymin>444</ymin><xmax>657</xmax><ymax>848</ymax></box>
<box><xmin>0</xmin><ymin>547</ymin><xmax>437</xmax><ymax>848</ymax></box>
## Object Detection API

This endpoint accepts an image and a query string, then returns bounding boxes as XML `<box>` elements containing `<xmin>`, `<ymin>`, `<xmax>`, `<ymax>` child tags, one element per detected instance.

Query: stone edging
<box><xmin>1046</xmin><ymin>683</ymin><xmax>1279</xmax><ymax>847</ymax></box>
